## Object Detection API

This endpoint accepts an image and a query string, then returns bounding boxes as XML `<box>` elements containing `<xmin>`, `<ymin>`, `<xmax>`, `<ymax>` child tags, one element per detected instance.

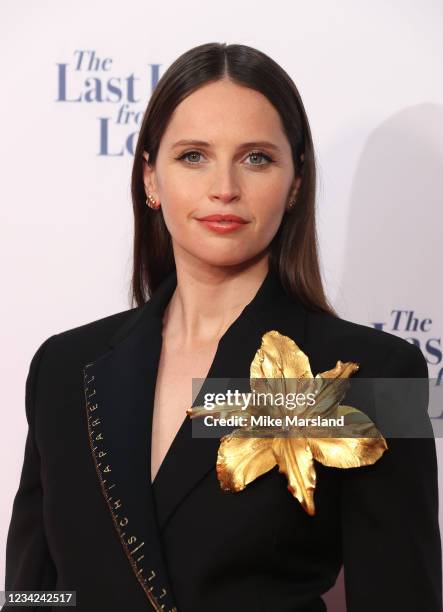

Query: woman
<box><xmin>4</xmin><ymin>43</ymin><xmax>442</xmax><ymax>612</ymax></box>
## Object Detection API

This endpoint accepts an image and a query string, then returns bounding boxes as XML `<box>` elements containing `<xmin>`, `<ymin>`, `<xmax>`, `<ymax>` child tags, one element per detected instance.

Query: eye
<box><xmin>246</xmin><ymin>151</ymin><xmax>274</xmax><ymax>166</ymax></box>
<box><xmin>176</xmin><ymin>150</ymin><xmax>204</xmax><ymax>164</ymax></box>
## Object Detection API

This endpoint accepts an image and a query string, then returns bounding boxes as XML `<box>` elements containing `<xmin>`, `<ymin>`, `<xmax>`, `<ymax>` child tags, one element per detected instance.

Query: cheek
<box><xmin>157</xmin><ymin>182</ymin><xmax>196</xmax><ymax>234</ymax></box>
<box><xmin>161</xmin><ymin>198</ymin><xmax>190</xmax><ymax>232</ymax></box>
<box><xmin>252</xmin><ymin>195</ymin><xmax>286</xmax><ymax>235</ymax></box>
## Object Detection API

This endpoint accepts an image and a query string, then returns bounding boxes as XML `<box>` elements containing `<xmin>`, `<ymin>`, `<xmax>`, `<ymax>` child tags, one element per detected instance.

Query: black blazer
<box><xmin>4</xmin><ymin>267</ymin><xmax>442</xmax><ymax>612</ymax></box>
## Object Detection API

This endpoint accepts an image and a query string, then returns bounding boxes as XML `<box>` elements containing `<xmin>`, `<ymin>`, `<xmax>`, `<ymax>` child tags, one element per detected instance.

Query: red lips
<box><xmin>197</xmin><ymin>214</ymin><xmax>248</xmax><ymax>223</ymax></box>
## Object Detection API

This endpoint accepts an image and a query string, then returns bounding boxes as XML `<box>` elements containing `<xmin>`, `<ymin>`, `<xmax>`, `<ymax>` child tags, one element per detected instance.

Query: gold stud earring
<box><xmin>146</xmin><ymin>194</ymin><xmax>160</xmax><ymax>210</ymax></box>
<box><xmin>287</xmin><ymin>197</ymin><xmax>296</xmax><ymax>211</ymax></box>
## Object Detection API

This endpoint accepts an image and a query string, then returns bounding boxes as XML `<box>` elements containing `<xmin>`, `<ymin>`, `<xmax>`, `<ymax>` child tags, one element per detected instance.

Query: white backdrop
<box><xmin>1</xmin><ymin>1</ymin><xmax>442</xmax><ymax>608</ymax></box>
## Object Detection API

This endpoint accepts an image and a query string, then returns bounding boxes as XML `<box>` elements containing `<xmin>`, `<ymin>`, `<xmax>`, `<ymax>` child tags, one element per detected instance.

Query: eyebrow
<box><xmin>170</xmin><ymin>139</ymin><xmax>282</xmax><ymax>152</ymax></box>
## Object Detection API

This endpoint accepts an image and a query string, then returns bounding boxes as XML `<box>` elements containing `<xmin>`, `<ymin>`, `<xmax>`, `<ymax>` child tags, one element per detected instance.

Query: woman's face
<box><xmin>143</xmin><ymin>77</ymin><xmax>301</xmax><ymax>269</ymax></box>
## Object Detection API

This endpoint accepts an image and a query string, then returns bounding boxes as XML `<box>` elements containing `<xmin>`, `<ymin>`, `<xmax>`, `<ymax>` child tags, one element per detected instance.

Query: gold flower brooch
<box><xmin>187</xmin><ymin>330</ymin><xmax>388</xmax><ymax>516</ymax></box>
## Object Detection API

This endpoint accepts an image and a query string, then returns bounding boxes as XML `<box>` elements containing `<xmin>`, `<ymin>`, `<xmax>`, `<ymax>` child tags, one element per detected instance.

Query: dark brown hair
<box><xmin>130</xmin><ymin>42</ymin><xmax>336</xmax><ymax>316</ymax></box>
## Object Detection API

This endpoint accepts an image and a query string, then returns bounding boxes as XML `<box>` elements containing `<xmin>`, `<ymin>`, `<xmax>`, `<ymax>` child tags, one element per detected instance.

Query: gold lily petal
<box><xmin>309</xmin><ymin>435</ymin><xmax>388</xmax><ymax>469</ymax></box>
<box><xmin>319</xmin><ymin>360</ymin><xmax>360</xmax><ymax>379</ymax></box>
<box><xmin>272</xmin><ymin>437</ymin><xmax>317</xmax><ymax>516</ymax></box>
<box><xmin>250</xmin><ymin>330</ymin><xmax>313</xmax><ymax>397</ymax></box>
<box><xmin>216</xmin><ymin>435</ymin><xmax>276</xmax><ymax>492</ymax></box>
<box><xmin>306</xmin><ymin>403</ymin><xmax>388</xmax><ymax>468</ymax></box>
<box><xmin>308</xmin><ymin>364</ymin><xmax>360</xmax><ymax>419</ymax></box>
<box><xmin>251</xmin><ymin>330</ymin><xmax>313</xmax><ymax>379</ymax></box>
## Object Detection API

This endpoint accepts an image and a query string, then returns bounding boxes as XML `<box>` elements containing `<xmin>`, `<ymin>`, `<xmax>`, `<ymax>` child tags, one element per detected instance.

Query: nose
<box><xmin>209</xmin><ymin>163</ymin><xmax>241</xmax><ymax>205</ymax></box>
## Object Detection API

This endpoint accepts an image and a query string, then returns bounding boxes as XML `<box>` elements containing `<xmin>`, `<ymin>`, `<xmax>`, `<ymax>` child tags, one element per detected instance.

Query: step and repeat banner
<box><xmin>1</xmin><ymin>1</ymin><xmax>442</xmax><ymax>609</ymax></box>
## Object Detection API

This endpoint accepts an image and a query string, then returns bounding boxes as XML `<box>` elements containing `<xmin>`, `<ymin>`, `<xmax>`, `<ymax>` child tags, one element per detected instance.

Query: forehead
<box><xmin>161</xmin><ymin>79</ymin><xmax>287</xmax><ymax>145</ymax></box>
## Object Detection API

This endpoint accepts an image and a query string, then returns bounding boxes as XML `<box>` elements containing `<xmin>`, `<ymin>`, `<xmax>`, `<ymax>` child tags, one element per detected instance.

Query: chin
<box><xmin>191</xmin><ymin>249</ymin><xmax>253</xmax><ymax>269</ymax></box>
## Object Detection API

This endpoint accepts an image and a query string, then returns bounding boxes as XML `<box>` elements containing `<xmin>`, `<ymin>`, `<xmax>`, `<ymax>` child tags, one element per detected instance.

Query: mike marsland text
<box><xmin>202</xmin><ymin>415</ymin><xmax>345</xmax><ymax>427</ymax></box>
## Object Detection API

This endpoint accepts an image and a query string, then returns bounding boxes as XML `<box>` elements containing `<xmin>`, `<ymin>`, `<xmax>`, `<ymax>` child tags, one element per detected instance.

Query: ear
<box><xmin>142</xmin><ymin>151</ymin><xmax>158</xmax><ymax>199</ymax></box>
<box><xmin>290</xmin><ymin>175</ymin><xmax>302</xmax><ymax>200</ymax></box>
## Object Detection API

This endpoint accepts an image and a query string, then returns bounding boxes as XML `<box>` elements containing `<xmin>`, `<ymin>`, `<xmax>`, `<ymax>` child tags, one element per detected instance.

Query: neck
<box><xmin>163</xmin><ymin>256</ymin><xmax>270</xmax><ymax>348</ymax></box>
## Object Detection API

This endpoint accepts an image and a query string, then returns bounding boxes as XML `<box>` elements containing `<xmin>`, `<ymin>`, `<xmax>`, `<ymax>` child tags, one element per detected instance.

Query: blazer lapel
<box><xmin>82</xmin><ymin>272</ymin><xmax>178</xmax><ymax>612</ymax></box>
<box><xmin>82</xmin><ymin>265</ymin><xmax>308</xmax><ymax>611</ymax></box>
